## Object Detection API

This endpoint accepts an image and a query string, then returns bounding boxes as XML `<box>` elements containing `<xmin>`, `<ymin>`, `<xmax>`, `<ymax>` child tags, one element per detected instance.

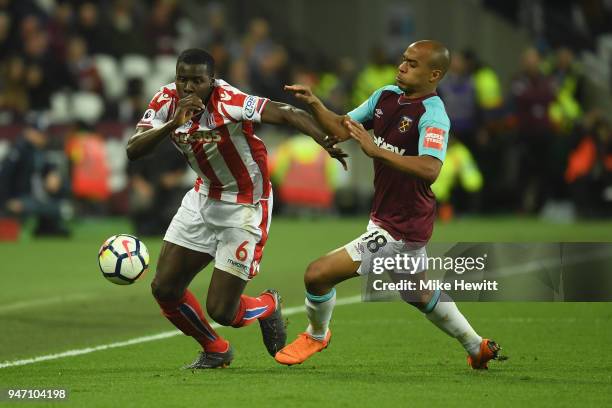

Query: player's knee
<box><xmin>151</xmin><ymin>279</ymin><xmax>183</xmax><ymax>302</ymax></box>
<box><xmin>304</xmin><ymin>260</ymin><xmax>330</xmax><ymax>293</ymax></box>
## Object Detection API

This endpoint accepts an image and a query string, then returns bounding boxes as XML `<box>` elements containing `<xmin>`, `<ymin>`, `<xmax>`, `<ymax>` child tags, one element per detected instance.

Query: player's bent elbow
<box><xmin>426</xmin><ymin>170</ymin><xmax>439</xmax><ymax>185</ymax></box>
<box><xmin>422</xmin><ymin>158</ymin><xmax>442</xmax><ymax>184</ymax></box>
<box><xmin>126</xmin><ymin>142</ymin><xmax>145</xmax><ymax>161</ymax></box>
<box><xmin>126</xmin><ymin>147</ymin><xmax>136</xmax><ymax>161</ymax></box>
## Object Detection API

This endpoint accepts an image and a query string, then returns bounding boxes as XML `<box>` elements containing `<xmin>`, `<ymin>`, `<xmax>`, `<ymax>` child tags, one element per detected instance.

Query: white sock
<box><xmin>425</xmin><ymin>291</ymin><xmax>482</xmax><ymax>356</ymax></box>
<box><xmin>305</xmin><ymin>289</ymin><xmax>336</xmax><ymax>341</ymax></box>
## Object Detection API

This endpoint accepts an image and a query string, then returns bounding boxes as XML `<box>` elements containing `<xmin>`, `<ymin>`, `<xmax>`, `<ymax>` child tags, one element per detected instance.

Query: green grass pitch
<box><xmin>1</xmin><ymin>217</ymin><xmax>611</xmax><ymax>407</ymax></box>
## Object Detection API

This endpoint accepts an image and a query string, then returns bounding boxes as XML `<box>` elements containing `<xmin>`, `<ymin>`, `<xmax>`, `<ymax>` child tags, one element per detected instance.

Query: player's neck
<box><xmin>401</xmin><ymin>88</ymin><xmax>437</xmax><ymax>100</ymax></box>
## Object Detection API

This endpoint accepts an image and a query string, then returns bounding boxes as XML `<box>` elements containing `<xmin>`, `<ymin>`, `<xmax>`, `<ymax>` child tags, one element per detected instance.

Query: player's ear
<box><xmin>430</xmin><ymin>69</ymin><xmax>442</xmax><ymax>83</ymax></box>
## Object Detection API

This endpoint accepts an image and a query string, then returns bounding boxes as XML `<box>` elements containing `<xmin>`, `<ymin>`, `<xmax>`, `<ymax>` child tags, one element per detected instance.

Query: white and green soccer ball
<box><xmin>98</xmin><ymin>234</ymin><xmax>149</xmax><ymax>285</ymax></box>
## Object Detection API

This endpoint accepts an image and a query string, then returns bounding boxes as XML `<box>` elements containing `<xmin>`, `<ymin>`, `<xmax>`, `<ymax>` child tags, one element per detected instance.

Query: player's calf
<box><xmin>206</xmin><ymin>299</ymin><xmax>238</xmax><ymax>326</ymax></box>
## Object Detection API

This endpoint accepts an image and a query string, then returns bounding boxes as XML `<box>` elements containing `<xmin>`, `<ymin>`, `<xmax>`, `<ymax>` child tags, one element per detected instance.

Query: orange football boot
<box><xmin>467</xmin><ymin>338</ymin><xmax>506</xmax><ymax>369</ymax></box>
<box><xmin>274</xmin><ymin>330</ymin><xmax>331</xmax><ymax>365</ymax></box>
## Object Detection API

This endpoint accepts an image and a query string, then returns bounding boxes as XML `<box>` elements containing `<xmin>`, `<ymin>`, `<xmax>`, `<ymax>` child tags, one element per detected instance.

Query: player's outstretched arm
<box><xmin>284</xmin><ymin>84</ymin><xmax>351</xmax><ymax>142</ymax></box>
<box><xmin>346</xmin><ymin>119</ymin><xmax>442</xmax><ymax>184</ymax></box>
<box><xmin>261</xmin><ymin>100</ymin><xmax>348</xmax><ymax>170</ymax></box>
<box><xmin>126</xmin><ymin>94</ymin><xmax>204</xmax><ymax>161</ymax></box>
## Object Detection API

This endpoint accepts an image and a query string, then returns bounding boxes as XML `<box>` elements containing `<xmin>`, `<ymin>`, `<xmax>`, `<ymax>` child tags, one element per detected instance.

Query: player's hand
<box><xmin>313</xmin><ymin>134</ymin><xmax>348</xmax><ymax>170</ymax></box>
<box><xmin>345</xmin><ymin>119</ymin><xmax>380</xmax><ymax>158</ymax></box>
<box><xmin>171</xmin><ymin>94</ymin><xmax>205</xmax><ymax>127</ymax></box>
<box><xmin>321</xmin><ymin>135</ymin><xmax>349</xmax><ymax>170</ymax></box>
<box><xmin>284</xmin><ymin>84</ymin><xmax>321</xmax><ymax>105</ymax></box>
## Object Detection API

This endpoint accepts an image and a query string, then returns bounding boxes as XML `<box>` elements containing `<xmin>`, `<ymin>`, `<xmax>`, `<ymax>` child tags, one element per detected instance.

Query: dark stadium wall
<box><xmin>225</xmin><ymin>0</ymin><xmax>531</xmax><ymax>86</ymax></box>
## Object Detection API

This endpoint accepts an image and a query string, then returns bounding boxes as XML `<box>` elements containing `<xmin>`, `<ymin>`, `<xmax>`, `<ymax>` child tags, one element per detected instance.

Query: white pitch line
<box><xmin>0</xmin><ymin>295</ymin><xmax>362</xmax><ymax>369</ymax></box>
<box><xmin>0</xmin><ymin>293</ymin><xmax>96</xmax><ymax>314</ymax></box>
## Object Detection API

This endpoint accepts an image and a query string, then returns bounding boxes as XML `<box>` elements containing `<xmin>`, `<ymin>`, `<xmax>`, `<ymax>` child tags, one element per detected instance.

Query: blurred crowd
<box><xmin>1</xmin><ymin>0</ymin><xmax>611</xmax><ymax>238</ymax></box>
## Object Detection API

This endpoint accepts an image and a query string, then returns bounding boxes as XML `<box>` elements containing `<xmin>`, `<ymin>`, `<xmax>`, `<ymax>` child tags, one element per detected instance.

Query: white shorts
<box><xmin>164</xmin><ymin>188</ymin><xmax>272</xmax><ymax>281</ymax></box>
<box><xmin>344</xmin><ymin>220</ymin><xmax>427</xmax><ymax>275</ymax></box>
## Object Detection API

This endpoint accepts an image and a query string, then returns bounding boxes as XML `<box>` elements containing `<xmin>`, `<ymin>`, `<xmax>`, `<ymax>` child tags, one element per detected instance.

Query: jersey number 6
<box><xmin>235</xmin><ymin>240</ymin><xmax>249</xmax><ymax>261</ymax></box>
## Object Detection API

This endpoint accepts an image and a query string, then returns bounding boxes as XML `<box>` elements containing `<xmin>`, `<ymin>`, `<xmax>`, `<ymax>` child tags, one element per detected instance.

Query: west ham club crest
<box><xmin>398</xmin><ymin>116</ymin><xmax>412</xmax><ymax>133</ymax></box>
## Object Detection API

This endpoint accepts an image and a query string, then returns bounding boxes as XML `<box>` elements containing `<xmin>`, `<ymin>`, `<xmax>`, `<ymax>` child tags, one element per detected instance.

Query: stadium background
<box><xmin>0</xmin><ymin>1</ymin><xmax>611</xmax><ymax>407</ymax></box>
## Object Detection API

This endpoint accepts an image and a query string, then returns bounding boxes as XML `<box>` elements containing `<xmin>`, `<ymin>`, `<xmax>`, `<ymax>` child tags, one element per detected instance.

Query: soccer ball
<box><xmin>98</xmin><ymin>234</ymin><xmax>149</xmax><ymax>285</ymax></box>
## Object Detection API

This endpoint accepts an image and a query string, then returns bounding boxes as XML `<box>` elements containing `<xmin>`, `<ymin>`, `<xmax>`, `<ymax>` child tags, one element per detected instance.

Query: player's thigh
<box><xmin>153</xmin><ymin>188</ymin><xmax>216</xmax><ymax>300</ymax></box>
<box><xmin>305</xmin><ymin>247</ymin><xmax>361</xmax><ymax>291</ymax></box>
<box><xmin>151</xmin><ymin>241</ymin><xmax>213</xmax><ymax>301</ymax></box>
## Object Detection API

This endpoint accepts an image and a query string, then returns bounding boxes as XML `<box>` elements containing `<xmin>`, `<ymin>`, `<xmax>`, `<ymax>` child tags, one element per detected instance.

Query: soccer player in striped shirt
<box><xmin>277</xmin><ymin>40</ymin><xmax>504</xmax><ymax>369</ymax></box>
<box><xmin>126</xmin><ymin>48</ymin><xmax>347</xmax><ymax>368</ymax></box>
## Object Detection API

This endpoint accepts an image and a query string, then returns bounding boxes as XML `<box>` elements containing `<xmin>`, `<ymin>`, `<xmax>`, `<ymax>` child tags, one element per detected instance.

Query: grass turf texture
<box><xmin>1</xmin><ymin>216</ymin><xmax>611</xmax><ymax>407</ymax></box>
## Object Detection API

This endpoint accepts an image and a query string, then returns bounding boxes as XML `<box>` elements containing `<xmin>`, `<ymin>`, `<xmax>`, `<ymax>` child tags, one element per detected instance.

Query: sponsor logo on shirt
<box><xmin>244</xmin><ymin>95</ymin><xmax>257</xmax><ymax>120</ymax></box>
<box><xmin>423</xmin><ymin>127</ymin><xmax>446</xmax><ymax>150</ymax></box>
<box><xmin>374</xmin><ymin>135</ymin><xmax>406</xmax><ymax>155</ymax></box>
<box><xmin>173</xmin><ymin>130</ymin><xmax>222</xmax><ymax>144</ymax></box>
<box><xmin>227</xmin><ymin>258</ymin><xmax>248</xmax><ymax>271</ymax></box>
<box><xmin>398</xmin><ymin>116</ymin><xmax>412</xmax><ymax>133</ymax></box>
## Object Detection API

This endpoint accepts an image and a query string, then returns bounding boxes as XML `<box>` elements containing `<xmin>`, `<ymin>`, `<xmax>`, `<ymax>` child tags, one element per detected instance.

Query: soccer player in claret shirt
<box><xmin>277</xmin><ymin>40</ymin><xmax>504</xmax><ymax>369</ymax></box>
<box><xmin>126</xmin><ymin>49</ymin><xmax>347</xmax><ymax>369</ymax></box>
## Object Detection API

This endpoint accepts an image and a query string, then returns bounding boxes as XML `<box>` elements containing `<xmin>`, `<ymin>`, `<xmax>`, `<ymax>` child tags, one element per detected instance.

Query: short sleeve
<box><xmin>347</xmin><ymin>85</ymin><xmax>400</xmax><ymax>128</ymax></box>
<box><xmin>215</xmin><ymin>85</ymin><xmax>269</xmax><ymax>123</ymax></box>
<box><xmin>137</xmin><ymin>88</ymin><xmax>174</xmax><ymax>129</ymax></box>
<box><xmin>418</xmin><ymin>98</ymin><xmax>451</xmax><ymax>162</ymax></box>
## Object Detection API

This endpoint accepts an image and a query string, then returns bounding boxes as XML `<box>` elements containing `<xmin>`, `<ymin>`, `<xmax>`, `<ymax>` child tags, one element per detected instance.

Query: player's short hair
<box><xmin>176</xmin><ymin>48</ymin><xmax>215</xmax><ymax>76</ymax></box>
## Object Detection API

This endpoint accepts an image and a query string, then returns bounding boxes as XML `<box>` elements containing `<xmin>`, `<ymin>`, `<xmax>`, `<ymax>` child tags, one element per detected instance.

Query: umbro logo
<box><xmin>375</xmin><ymin>108</ymin><xmax>383</xmax><ymax>118</ymax></box>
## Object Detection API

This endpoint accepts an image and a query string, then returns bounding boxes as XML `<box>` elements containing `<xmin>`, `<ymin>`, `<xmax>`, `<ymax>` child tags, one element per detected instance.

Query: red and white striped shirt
<box><xmin>137</xmin><ymin>80</ymin><xmax>271</xmax><ymax>204</ymax></box>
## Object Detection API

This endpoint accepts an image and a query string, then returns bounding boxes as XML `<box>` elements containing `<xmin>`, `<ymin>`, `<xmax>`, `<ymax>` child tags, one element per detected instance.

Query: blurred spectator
<box><xmin>64</xmin><ymin>122</ymin><xmax>111</xmax><ymax>213</ymax></box>
<box><xmin>47</xmin><ymin>1</ymin><xmax>73</xmax><ymax>60</ymax></box>
<box><xmin>105</xmin><ymin>0</ymin><xmax>146</xmax><ymax>57</ymax></box>
<box><xmin>463</xmin><ymin>50</ymin><xmax>503</xmax><ymax>115</ymax></box>
<box><xmin>269</xmin><ymin>135</ymin><xmax>343</xmax><ymax>214</ymax></box>
<box><xmin>0</xmin><ymin>56</ymin><xmax>29</xmax><ymax>117</ymax></box>
<box><xmin>439</xmin><ymin>51</ymin><xmax>479</xmax><ymax>149</ymax></box>
<box><xmin>544</xmin><ymin>47</ymin><xmax>584</xmax><ymax>135</ymax></box>
<box><xmin>22</xmin><ymin>26</ymin><xmax>55</xmax><ymax>111</ymax></box>
<box><xmin>460</xmin><ymin>50</ymin><xmax>509</xmax><ymax>212</ymax></box>
<box><xmin>314</xmin><ymin>57</ymin><xmax>357</xmax><ymax>114</ymax></box>
<box><xmin>565</xmin><ymin>112</ymin><xmax>612</xmax><ymax>217</ymax></box>
<box><xmin>242</xmin><ymin>18</ymin><xmax>274</xmax><ymax>64</ymax></box>
<box><xmin>510</xmin><ymin>47</ymin><xmax>557</xmax><ymax>212</ymax></box>
<box><xmin>115</xmin><ymin>78</ymin><xmax>147</xmax><ymax>123</ymax></box>
<box><xmin>0</xmin><ymin>11</ymin><xmax>15</xmax><ymax>57</ymax></box>
<box><xmin>64</xmin><ymin>35</ymin><xmax>103</xmax><ymax>94</ymax></box>
<box><xmin>227</xmin><ymin>57</ymin><xmax>252</xmax><ymax>93</ymax></box>
<box><xmin>431</xmin><ymin>138</ymin><xmax>483</xmax><ymax>221</ymax></box>
<box><xmin>352</xmin><ymin>46</ymin><xmax>396</xmax><ymax>106</ymax></box>
<box><xmin>127</xmin><ymin>137</ymin><xmax>187</xmax><ymax>236</ymax></box>
<box><xmin>243</xmin><ymin>19</ymin><xmax>291</xmax><ymax>103</ymax></box>
<box><xmin>0</xmin><ymin>115</ymin><xmax>71</xmax><ymax>236</ymax></box>
<box><xmin>74</xmin><ymin>2</ymin><xmax>109</xmax><ymax>55</ymax></box>
<box><xmin>144</xmin><ymin>0</ymin><xmax>181</xmax><ymax>56</ymax></box>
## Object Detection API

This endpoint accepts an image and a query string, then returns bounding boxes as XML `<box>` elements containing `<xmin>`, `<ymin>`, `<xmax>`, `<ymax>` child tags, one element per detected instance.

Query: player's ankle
<box><xmin>205</xmin><ymin>338</ymin><xmax>230</xmax><ymax>353</ymax></box>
